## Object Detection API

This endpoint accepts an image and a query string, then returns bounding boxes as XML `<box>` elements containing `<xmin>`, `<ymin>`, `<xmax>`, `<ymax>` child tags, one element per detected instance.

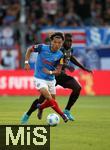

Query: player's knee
<box><xmin>73</xmin><ymin>84</ymin><xmax>81</xmax><ymax>94</ymax></box>
<box><xmin>39</xmin><ymin>95</ymin><xmax>45</xmax><ymax>103</ymax></box>
<box><xmin>46</xmin><ymin>95</ymin><xmax>52</xmax><ymax>100</ymax></box>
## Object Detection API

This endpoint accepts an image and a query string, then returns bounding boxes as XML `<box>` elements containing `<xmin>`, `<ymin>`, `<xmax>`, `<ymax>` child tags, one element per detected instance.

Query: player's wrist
<box><xmin>49</xmin><ymin>71</ymin><xmax>53</xmax><ymax>75</ymax></box>
<box><xmin>25</xmin><ymin>60</ymin><xmax>29</xmax><ymax>64</ymax></box>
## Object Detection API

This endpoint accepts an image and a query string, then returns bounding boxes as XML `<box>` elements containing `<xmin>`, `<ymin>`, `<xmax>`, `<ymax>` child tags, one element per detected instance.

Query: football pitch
<box><xmin>0</xmin><ymin>96</ymin><xmax>110</xmax><ymax>150</ymax></box>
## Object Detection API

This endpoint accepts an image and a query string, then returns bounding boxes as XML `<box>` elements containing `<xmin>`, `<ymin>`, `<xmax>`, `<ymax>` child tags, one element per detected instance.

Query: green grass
<box><xmin>0</xmin><ymin>96</ymin><xmax>110</xmax><ymax>150</ymax></box>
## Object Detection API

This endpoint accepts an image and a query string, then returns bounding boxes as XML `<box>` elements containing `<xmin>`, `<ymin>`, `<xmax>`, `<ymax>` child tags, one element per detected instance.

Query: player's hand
<box><xmin>43</xmin><ymin>68</ymin><xmax>50</xmax><ymax>74</ymax></box>
<box><xmin>24</xmin><ymin>63</ymin><xmax>30</xmax><ymax>70</ymax></box>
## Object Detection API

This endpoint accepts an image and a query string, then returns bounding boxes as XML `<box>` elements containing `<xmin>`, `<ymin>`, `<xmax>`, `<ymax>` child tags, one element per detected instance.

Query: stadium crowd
<box><xmin>0</xmin><ymin>0</ymin><xmax>110</xmax><ymax>27</ymax></box>
<box><xmin>0</xmin><ymin>0</ymin><xmax>109</xmax><ymax>69</ymax></box>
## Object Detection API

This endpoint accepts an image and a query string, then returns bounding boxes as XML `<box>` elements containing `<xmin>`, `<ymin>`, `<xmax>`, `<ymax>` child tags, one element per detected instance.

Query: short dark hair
<box><xmin>64</xmin><ymin>33</ymin><xmax>72</xmax><ymax>39</ymax></box>
<box><xmin>50</xmin><ymin>32</ymin><xmax>64</xmax><ymax>41</ymax></box>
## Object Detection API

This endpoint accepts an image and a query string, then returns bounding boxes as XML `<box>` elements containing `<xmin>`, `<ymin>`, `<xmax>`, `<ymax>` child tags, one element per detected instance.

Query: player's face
<box><xmin>51</xmin><ymin>37</ymin><xmax>64</xmax><ymax>51</ymax></box>
<box><xmin>63</xmin><ymin>38</ymin><xmax>72</xmax><ymax>49</ymax></box>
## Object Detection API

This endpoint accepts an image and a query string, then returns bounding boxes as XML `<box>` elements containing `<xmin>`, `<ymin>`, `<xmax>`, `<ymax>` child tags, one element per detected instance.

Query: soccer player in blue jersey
<box><xmin>23</xmin><ymin>33</ymin><xmax>92</xmax><ymax>122</ymax></box>
<box><xmin>21</xmin><ymin>32</ymin><xmax>68</xmax><ymax>124</ymax></box>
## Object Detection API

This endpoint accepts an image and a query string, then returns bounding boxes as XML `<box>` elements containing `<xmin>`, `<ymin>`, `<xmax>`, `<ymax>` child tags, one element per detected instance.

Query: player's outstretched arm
<box><xmin>43</xmin><ymin>64</ymin><xmax>62</xmax><ymax>75</ymax></box>
<box><xmin>24</xmin><ymin>46</ymin><xmax>33</xmax><ymax>70</ymax></box>
<box><xmin>70</xmin><ymin>55</ymin><xmax>92</xmax><ymax>73</ymax></box>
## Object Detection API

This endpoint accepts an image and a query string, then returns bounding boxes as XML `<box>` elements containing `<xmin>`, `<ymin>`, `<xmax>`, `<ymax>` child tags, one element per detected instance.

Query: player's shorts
<box><xmin>55</xmin><ymin>72</ymin><xmax>81</xmax><ymax>89</ymax></box>
<box><xmin>33</xmin><ymin>77</ymin><xmax>56</xmax><ymax>94</ymax></box>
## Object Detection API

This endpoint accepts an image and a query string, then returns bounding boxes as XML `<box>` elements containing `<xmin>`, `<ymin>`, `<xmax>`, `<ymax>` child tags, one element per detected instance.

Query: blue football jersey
<box><xmin>33</xmin><ymin>44</ymin><xmax>63</xmax><ymax>80</ymax></box>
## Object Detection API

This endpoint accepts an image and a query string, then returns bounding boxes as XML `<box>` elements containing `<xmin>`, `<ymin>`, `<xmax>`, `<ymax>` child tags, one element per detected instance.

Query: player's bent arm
<box><xmin>52</xmin><ymin>65</ymin><xmax>62</xmax><ymax>75</ymax></box>
<box><xmin>70</xmin><ymin>55</ymin><xmax>84</xmax><ymax>69</ymax></box>
<box><xmin>25</xmin><ymin>46</ymin><xmax>34</xmax><ymax>62</ymax></box>
<box><xmin>70</xmin><ymin>55</ymin><xmax>92</xmax><ymax>72</ymax></box>
<box><xmin>24</xmin><ymin>46</ymin><xmax>34</xmax><ymax>70</ymax></box>
<box><xmin>43</xmin><ymin>65</ymin><xmax>62</xmax><ymax>75</ymax></box>
<box><xmin>52</xmin><ymin>57</ymin><xmax>63</xmax><ymax>75</ymax></box>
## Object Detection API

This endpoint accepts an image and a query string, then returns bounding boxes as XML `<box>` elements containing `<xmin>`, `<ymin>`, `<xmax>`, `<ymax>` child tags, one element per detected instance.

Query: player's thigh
<box><xmin>39</xmin><ymin>88</ymin><xmax>52</xmax><ymax>100</ymax></box>
<box><xmin>58</xmin><ymin>75</ymin><xmax>81</xmax><ymax>90</ymax></box>
<box><xmin>65</xmin><ymin>77</ymin><xmax>81</xmax><ymax>90</ymax></box>
<box><xmin>34</xmin><ymin>77</ymin><xmax>52</xmax><ymax>99</ymax></box>
<box><xmin>38</xmin><ymin>95</ymin><xmax>46</xmax><ymax>103</ymax></box>
<box><xmin>47</xmin><ymin>79</ymin><xmax>56</xmax><ymax>95</ymax></box>
<box><xmin>51</xmin><ymin>94</ymin><xmax>55</xmax><ymax>99</ymax></box>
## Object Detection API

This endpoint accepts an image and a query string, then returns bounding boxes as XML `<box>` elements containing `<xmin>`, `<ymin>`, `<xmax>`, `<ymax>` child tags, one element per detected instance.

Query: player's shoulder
<box><xmin>38</xmin><ymin>44</ymin><xmax>50</xmax><ymax>49</ymax></box>
<box><xmin>60</xmin><ymin>47</ymin><xmax>64</xmax><ymax>52</ymax></box>
<box><xmin>58</xmin><ymin>49</ymin><xmax>64</xmax><ymax>57</ymax></box>
<box><xmin>59</xmin><ymin>49</ymin><xmax>63</xmax><ymax>55</ymax></box>
<box><xmin>33</xmin><ymin>44</ymin><xmax>49</xmax><ymax>52</ymax></box>
<box><xmin>28</xmin><ymin>44</ymin><xmax>42</xmax><ymax>50</ymax></box>
<box><xmin>34</xmin><ymin>43</ymin><xmax>45</xmax><ymax>49</ymax></box>
<box><xmin>60</xmin><ymin>47</ymin><xmax>66</xmax><ymax>55</ymax></box>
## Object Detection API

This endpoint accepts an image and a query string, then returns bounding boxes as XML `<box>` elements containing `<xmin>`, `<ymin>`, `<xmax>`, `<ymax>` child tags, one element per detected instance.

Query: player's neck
<box><xmin>50</xmin><ymin>46</ymin><xmax>57</xmax><ymax>52</ymax></box>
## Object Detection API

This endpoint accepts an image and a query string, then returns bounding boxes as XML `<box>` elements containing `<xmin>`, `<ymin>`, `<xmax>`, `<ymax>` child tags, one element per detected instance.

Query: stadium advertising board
<box><xmin>0</xmin><ymin>70</ymin><xmax>110</xmax><ymax>96</ymax></box>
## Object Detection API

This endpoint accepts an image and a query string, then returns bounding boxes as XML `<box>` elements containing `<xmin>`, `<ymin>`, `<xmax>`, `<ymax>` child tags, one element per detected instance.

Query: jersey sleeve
<box><xmin>31</xmin><ymin>44</ymin><xmax>42</xmax><ymax>53</ymax></box>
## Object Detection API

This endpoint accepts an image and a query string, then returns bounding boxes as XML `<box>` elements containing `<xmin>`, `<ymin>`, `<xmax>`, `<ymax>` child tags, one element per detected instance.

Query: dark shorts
<box><xmin>55</xmin><ymin>73</ymin><xmax>81</xmax><ymax>89</ymax></box>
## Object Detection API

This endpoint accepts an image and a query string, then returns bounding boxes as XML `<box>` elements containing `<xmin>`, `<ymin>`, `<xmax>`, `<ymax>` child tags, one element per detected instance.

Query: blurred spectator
<box><xmin>103</xmin><ymin>7</ymin><xmax>110</xmax><ymax>25</ymax></box>
<box><xmin>74</xmin><ymin>0</ymin><xmax>91</xmax><ymax>25</ymax></box>
<box><xmin>1</xmin><ymin>50</ymin><xmax>17</xmax><ymax>69</ymax></box>
<box><xmin>91</xmin><ymin>1</ymin><xmax>104</xmax><ymax>26</ymax></box>
<box><xmin>65</xmin><ymin>7</ymin><xmax>82</xmax><ymax>27</ymax></box>
<box><xmin>3</xmin><ymin>1</ymin><xmax>20</xmax><ymax>25</ymax></box>
<box><xmin>0</xmin><ymin>26</ymin><xmax>15</xmax><ymax>48</ymax></box>
<box><xmin>41</xmin><ymin>0</ymin><xmax>58</xmax><ymax>21</ymax></box>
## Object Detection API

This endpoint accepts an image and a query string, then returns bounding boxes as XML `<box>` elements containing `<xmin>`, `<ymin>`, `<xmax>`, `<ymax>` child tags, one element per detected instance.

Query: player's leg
<box><xmin>37</xmin><ymin>87</ymin><xmax>68</xmax><ymax>122</ymax></box>
<box><xmin>56</xmin><ymin>74</ymin><xmax>81</xmax><ymax>121</ymax></box>
<box><xmin>21</xmin><ymin>78</ymin><xmax>47</xmax><ymax>124</ymax></box>
<box><xmin>21</xmin><ymin>78</ymin><xmax>68</xmax><ymax>124</ymax></box>
<box><xmin>64</xmin><ymin>77</ymin><xmax>81</xmax><ymax>110</ymax></box>
<box><xmin>37</xmin><ymin>94</ymin><xmax>55</xmax><ymax>120</ymax></box>
<box><xmin>37</xmin><ymin>79</ymin><xmax>68</xmax><ymax>122</ymax></box>
<box><xmin>27</xmin><ymin>94</ymin><xmax>45</xmax><ymax>116</ymax></box>
<box><xmin>21</xmin><ymin>95</ymin><xmax>45</xmax><ymax>124</ymax></box>
<box><xmin>64</xmin><ymin>77</ymin><xmax>81</xmax><ymax>120</ymax></box>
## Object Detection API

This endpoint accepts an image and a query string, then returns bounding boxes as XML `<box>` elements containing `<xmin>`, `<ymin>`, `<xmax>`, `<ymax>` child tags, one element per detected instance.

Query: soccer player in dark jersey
<box><xmin>21</xmin><ymin>32</ymin><xmax>68</xmax><ymax>124</ymax></box>
<box><xmin>55</xmin><ymin>33</ymin><xmax>92</xmax><ymax>120</ymax></box>
<box><xmin>24</xmin><ymin>33</ymin><xmax>92</xmax><ymax>122</ymax></box>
